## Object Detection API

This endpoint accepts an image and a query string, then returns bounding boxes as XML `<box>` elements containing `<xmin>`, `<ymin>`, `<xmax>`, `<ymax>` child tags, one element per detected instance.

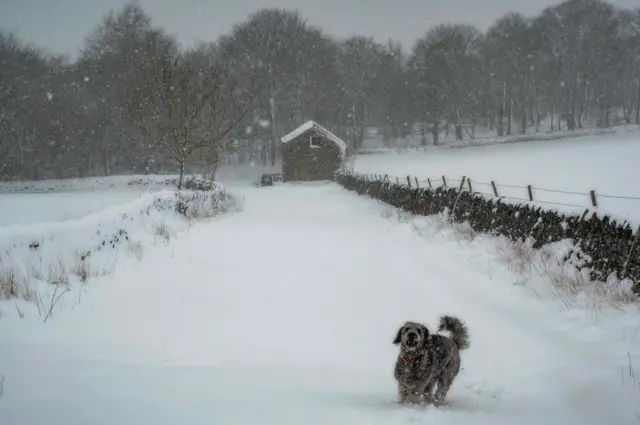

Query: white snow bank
<box><xmin>0</xmin><ymin>187</ymin><xmax>240</xmax><ymax>313</ymax></box>
<box><xmin>0</xmin><ymin>173</ymin><xmax>185</xmax><ymax>194</ymax></box>
<box><xmin>0</xmin><ymin>189</ymin><xmax>155</xmax><ymax>227</ymax></box>
<box><xmin>0</xmin><ymin>175</ymin><xmax>226</xmax><ymax>227</ymax></box>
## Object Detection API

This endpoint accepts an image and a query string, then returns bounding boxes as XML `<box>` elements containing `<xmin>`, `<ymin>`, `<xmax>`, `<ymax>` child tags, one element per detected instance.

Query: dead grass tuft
<box><xmin>0</xmin><ymin>267</ymin><xmax>19</xmax><ymax>299</ymax></box>
<box><xmin>451</xmin><ymin>221</ymin><xmax>478</xmax><ymax>242</ymax></box>
<box><xmin>496</xmin><ymin>238</ymin><xmax>536</xmax><ymax>278</ymax></box>
<box><xmin>153</xmin><ymin>222</ymin><xmax>172</xmax><ymax>242</ymax></box>
<box><xmin>48</xmin><ymin>260</ymin><xmax>69</xmax><ymax>286</ymax></box>
<box><xmin>127</xmin><ymin>241</ymin><xmax>144</xmax><ymax>260</ymax></box>
<box><xmin>71</xmin><ymin>256</ymin><xmax>90</xmax><ymax>283</ymax></box>
<box><xmin>593</xmin><ymin>275</ymin><xmax>639</xmax><ymax>306</ymax></box>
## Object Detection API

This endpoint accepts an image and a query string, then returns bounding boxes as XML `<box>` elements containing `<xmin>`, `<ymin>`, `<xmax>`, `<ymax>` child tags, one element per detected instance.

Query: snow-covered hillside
<box><xmin>1</xmin><ymin>182</ymin><xmax>638</xmax><ymax>425</ymax></box>
<box><xmin>350</xmin><ymin>131</ymin><xmax>640</xmax><ymax>225</ymax></box>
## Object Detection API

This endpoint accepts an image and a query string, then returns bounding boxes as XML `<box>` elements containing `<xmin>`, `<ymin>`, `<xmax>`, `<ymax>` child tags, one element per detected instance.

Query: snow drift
<box><xmin>0</xmin><ymin>186</ymin><xmax>241</xmax><ymax>314</ymax></box>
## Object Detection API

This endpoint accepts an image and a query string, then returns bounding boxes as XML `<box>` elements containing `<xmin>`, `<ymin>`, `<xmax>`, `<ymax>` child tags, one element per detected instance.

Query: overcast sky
<box><xmin>1</xmin><ymin>0</ymin><xmax>638</xmax><ymax>59</ymax></box>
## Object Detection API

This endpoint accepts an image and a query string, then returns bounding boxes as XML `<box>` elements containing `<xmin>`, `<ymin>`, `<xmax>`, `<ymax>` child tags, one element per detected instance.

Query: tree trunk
<box><xmin>521</xmin><ymin>97</ymin><xmax>527</xmax><ymax>135</ymax></box>
<box><xmin>455</xmin><ymin>124</ymin><xmax>463</xmax><ymax>141</ymax></box>
<box><xmin>432</xmin><ymin>113</ymin><xmax>439</xmax><ymax>145</ymax></box>
<box><xmin>177</xmin><ymin>159</ymin><xmax>186</xmax><ymax>189</ymax></box>
<box><xmin>269</xmin><ymin>93</ymin><xmax>277</xmax><ymax>167</ymax></box>
<box><xmin>497</xmin><ymin>82</ymin><xmax>505</xmax><ymax>137</ymax></box>
<box><xmin>507</xmin><ymin>95</ymin><xmax>513</xmax><ymax>136</ymax></box>
<box><xmin>636</xmin><ymin>74</ymin><xmax>640</xmax><ymax>124</ymax></box>
<box><xmin>567</xmin><ymin>77</ymin><xmax>577</xmax><ymax>131</ymax></box>
<box><xmin>351</xmin><ymin>102</ymin><xmax>359</xmax><ymax>149</ymax></box>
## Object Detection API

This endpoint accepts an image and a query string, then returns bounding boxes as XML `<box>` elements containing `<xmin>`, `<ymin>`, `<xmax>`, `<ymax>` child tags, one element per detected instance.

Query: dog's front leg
<box><xmin>415</xmin><ymin>367</ymin><xmax>437</xmax><ymax>405</ymax></box>
<box><xmin>400</xmin><ymin>383</ymin><xmax>420</xmax><ymax>402</ymax></box>
<box><xmin>400</xmin><ymin>378</ymin><xmax>424</xmax><ymax>404</ymax></box>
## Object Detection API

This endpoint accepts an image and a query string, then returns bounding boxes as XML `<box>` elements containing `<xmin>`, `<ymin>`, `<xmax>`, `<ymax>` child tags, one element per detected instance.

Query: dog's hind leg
<box><xmin>434</xmin><ymin>356</ymin><xmax>461</xmax><ymax>405</ymax></box>
<box><xmin>433</xmin><ymin>373</ymin><xmax>458</xmax><ymax>405</ymax></box>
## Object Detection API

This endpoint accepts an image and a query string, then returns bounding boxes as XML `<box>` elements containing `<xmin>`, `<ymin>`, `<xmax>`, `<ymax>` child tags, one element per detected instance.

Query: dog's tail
<box><xmin>438</xmin><ymin>315</ymin><xmax>469</xmax><ymax>350</ymax></box>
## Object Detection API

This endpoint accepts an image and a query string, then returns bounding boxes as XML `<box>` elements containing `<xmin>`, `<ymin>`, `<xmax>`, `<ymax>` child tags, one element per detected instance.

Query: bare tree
<box><xmin>129</xmin><ymin>51</ymin><xmax>249</xmax><ymax>188</ymax></box>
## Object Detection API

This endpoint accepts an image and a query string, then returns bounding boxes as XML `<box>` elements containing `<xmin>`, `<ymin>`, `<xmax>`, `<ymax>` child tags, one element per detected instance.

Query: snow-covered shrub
<box><xmin>183</xmin><ymin>175</ymin><xmax>219</xmax><ymax>191</ymax></box>
<box><xmin>0</xmin><ymin>186</ymin><xmax>239</xmax><ymax>305</ymax></box>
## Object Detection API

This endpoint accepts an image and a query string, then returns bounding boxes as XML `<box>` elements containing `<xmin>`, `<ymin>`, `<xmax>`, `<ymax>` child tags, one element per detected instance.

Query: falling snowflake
<box><xmin>46</xmin><ymin>92</ymin><xmax>53</xmax><ymax>101</ymax></box>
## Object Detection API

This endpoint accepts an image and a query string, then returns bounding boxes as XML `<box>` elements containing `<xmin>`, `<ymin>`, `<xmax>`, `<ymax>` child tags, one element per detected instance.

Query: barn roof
<box><xmin>281</xmin><ymin>120</ymin><xmax>347</xmax><ymax>156</ymax></box>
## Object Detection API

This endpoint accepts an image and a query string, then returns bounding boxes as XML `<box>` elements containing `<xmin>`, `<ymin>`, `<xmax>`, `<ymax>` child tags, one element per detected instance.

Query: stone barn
<box><xmin>280</xmin><ymin>120</ymin><xmax>347</xmax><ymax>182</ymax></box>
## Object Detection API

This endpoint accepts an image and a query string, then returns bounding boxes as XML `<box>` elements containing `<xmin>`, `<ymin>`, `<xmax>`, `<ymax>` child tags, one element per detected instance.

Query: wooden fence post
<box><xmin>414</xmin><ymin>177</ymin><xmax>420</xmax><ymax>188</ymax></box>
<box><xmin>621</xmin><ymin>225</ymin><xmax>640</xmax><ymax>278</ymax></box>
<box><xmin>396</xmin><ymin>177</ymin><xmax>400</xmax><ymax>185</ymax></box>
<box><xmin>590</xmin><ymin>190</ymin><xmax>598</xmax><ymax>208</ymax></box>
<box><xmin>407</xmin><ymin>176</ymin><xmax>412</xmax><ymax>188</ymax></box>
<box><xmin>467</xmin><ymin>178</ymin><xmax>473</xmax><ymax>193</ymax></box>
<box><xmin>458</xmin><ymin>176</ymin><xmax>467</xmax><ymax>192</ymax></box>
<box><xmin>442</xmin><ymin>176</ymin><xmax>447</xmax><ymax>187</ymax></box>
<box><xmin>427</xmin><ymin>178</ymin><xmax>432</xmax><ymax>188</ymax></box>
<box><xmin>452</xmin><ymin>176</ymin><xmax>467</xmax><ymax>217</ymax></box>
<box><xmin>491</xmin><ymin>181</ymin><xmax>499</xmax><ymax>197</ymax></box>
<box><xmin>527</xmin><ymin>185</ymin><xmax>533</xmax><ymax>201</ymax></box>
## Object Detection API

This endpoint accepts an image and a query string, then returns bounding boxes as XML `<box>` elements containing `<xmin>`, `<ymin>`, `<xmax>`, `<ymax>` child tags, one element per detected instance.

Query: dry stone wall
<box><xmin>335</xmin><ymin>172</ymin><xmax>640</xmax><ymax>295</ymax></box>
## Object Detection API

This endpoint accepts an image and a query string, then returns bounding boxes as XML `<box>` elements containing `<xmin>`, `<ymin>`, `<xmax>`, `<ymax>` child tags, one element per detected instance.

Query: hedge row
<box><xmin>335</xmin><ymin>172</ymin><xmax>640</xmax><ymax>295</ymax></box>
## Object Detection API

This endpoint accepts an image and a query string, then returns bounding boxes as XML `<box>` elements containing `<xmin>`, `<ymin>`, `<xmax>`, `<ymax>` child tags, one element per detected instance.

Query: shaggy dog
<box><xmin>393</xmin><ymin>315</ymin><xmax>469</xmax><ymax>405</ymax></box>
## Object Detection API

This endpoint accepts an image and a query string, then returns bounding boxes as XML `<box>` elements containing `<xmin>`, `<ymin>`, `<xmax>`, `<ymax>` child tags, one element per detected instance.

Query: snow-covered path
<box><xmin>1</xmin><ymin>183</ymin><xmax>637</xmax><ymax>424</ymax></box>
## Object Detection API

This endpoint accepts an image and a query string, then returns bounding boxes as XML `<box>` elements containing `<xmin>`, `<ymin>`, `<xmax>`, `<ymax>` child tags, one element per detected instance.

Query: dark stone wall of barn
<box><xmin>282</xmin><ymin>129</ymin><xmax>343</xmax><ymax>182</ymax></box>
<box><xmin>335</xmin><ymin>172</ymin><xmax>640</xmax><ymax>295</ymax></box>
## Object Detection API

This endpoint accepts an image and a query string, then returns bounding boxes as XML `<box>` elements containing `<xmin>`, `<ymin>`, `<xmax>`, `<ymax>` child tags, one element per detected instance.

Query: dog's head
<box><xmin>393</xmin><ymin>321</ymin><xmax>429</xmax><ymax>352</ymax></box>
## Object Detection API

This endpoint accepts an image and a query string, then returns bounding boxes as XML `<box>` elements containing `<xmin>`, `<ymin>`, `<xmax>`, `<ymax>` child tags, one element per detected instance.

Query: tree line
<box><xmin>1</xmin><ymin>0</ymin><xmax>639</xmax><ymax>183</ymax></box>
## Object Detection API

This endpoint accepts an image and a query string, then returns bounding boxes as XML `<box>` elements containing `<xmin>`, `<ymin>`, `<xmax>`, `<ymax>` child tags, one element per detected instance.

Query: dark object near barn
<box><xmin>260</xmin><ymin>173</ymin><xmax>283</xmax><ymax>187</ymax></box>
<box><xmin>280</xmin><ymin>120</ymin><xmax>347</xmax><ymax>182</ymax></box>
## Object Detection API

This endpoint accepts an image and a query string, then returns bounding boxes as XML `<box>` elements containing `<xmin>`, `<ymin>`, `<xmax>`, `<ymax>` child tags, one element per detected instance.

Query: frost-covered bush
<box><xmin>0</xmin><ymin>185</ymin><xmax>241</xmax><ymax>306</ymax></box>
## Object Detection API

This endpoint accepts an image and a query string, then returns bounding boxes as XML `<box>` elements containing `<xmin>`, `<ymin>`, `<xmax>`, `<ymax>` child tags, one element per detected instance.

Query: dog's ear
<box><xmin>421</xmin><ymin>325</ymin><xmax>430</xmax><ymax>342</ymax></box>
<box><xmin>393</xmin><ymin>326</ymin><xmax>403</xmax><ymax>344</ymax></box>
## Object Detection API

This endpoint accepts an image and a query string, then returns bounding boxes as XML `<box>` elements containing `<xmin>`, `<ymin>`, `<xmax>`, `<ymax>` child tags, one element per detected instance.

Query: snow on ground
<box><xmin>0</xmin><ymin>172</ymin><xmax>244</xmax><ymax>227</ymax></box>
<box><xmin>0</xmin><ymin>189</ymin><xmax>155</xmax><ymax>227</ymax></box>
<box><xmin>216</xmin><ymin>161</ymin><xmax>282</xmax><ymax>187</ymax></box>
<box><xmin>0</xmin><ymin>174</ymin><xmax>185</xmax><ymax>227</ymax></box>
<box><xmin>0</xmin><ymin>184</ymin><xmax>235</xmax><ymax>316</ymax></box>
<box><xmin>0</xmin><ymin>174</ymin><xmax>181</xmax><ymax>194</ymax></box>
<box><xmin>350</xmin><ymin>130</ymin><xmax>640</xmax><ymax>225</ymax></box>
<box><xmin>359</xmin><ymin>123</ymin><xmax>639</xmax><ymax>152</ymax></box>
<box><xmin>1</xmin><ymin>182</ymin><xmax>638</xmax><ymax>425</ymax></box>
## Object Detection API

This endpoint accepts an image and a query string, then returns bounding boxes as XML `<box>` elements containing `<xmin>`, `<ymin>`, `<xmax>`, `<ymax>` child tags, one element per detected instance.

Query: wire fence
<box><xmin>347</xmin><ymin>170</ymin><xmax>640</xmax><ymax>212</ymax></box>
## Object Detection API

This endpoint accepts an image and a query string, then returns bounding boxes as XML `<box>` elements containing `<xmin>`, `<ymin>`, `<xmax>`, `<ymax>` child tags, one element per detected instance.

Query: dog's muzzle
<box><xmin>406</xmin><ymin>332</ymin><xmax>419</xmax><ymax>347</ymax></box>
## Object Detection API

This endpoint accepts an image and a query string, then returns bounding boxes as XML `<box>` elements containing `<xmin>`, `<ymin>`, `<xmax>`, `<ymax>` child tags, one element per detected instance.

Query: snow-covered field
<box><xmin>0</xmin><ymin>189</ymin><xmax>155</xmax><ymax>227</ymax></box>
<box><xmin>1</xmin><ymin>181</ymin><xmax>638</xmax><ymax>425</ymax></box>
<box><xmin>0</xmin><ymin>167</ymin><xmax>278</xmax><ymax>228</ymax></box>
<box><xmin>0</xmin><ymin>174</ymin><xmax>184</xmax><ymax>227</ymax></box>
<box><xmin>350</xmin><ymin>131</ymin><xmax>640</xmax><ymax>225</ymax></box>
<box><xmin>359</xmin><ymin>123</ymin><xmax>639</xmax><ymax>152</ymax></box>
